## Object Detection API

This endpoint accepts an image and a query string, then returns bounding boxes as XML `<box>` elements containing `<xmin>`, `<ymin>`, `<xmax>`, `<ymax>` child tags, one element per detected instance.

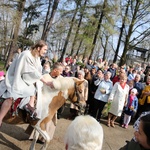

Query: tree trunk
<box><xmin>59</xmin><ymin>1</ymin><xmax>80</xmax><ymax>62</ymax></box>
<box><xmin>89</xmin><ymin>0</ymin><xmax>107</xmax><ymax>59</ymax></box>
<box><xmin>70</xmin><ymin>0</ymin><xmax>87</xmax><ymax>56</ymax></box>
<box><xmin>113</xmin><ymin>0</ymin><xmax>130</xmax><ymax>63</ymax></box>
<box><xmin>120</xmin><ymin>0</ymin><xmax>141</xmax><ymax>66</ymax></box>
<box><xmin>6</xmin><ymin>0</ymin><xmax>26</xmax><ymax>68</ymax></box>
<box><xmin>76</xmin><ymin>39</ymin><xmax>83</xmax><ymax>56</ymax></box>
<box><xmin>102</xmin><ymin>36</ymin><xmax>108</xmax><ymax>61</ymax></box>
<box><xmin>41</xmin><ymin>0</ymin><xmax>60</xmax><ymax>41</ymax></box>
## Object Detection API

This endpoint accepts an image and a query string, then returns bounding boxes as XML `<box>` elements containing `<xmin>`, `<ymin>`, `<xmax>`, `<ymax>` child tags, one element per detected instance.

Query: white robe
<box><xmin>2</xmin><ymin>50</ymin><xmax>42</xmax><ymax>100</ymax></box>
<box><xmin>108</xmin><ymin>82</ymin><xmax>129</xmax><ymax>116</ymax></box>
<box><xmin>0</xmin><ymin>80</ymin><xmax>7</xmax><ymax>97</ymax></box>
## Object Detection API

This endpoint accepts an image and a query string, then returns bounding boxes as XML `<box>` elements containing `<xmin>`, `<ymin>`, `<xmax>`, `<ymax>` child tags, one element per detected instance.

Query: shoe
<box><xmin>24</xmin><ymin>103</ymin><xmax>37</xmax><ymax>119</ymax></box>
<box><xmin>125</xmin><ymin>125</ymin><xmax>128</xmax><ymax>129</ymax></box>
<box><xmin>122</xmin><ymin>124</ymin><xmax>125</xmax><ymax>128</ymax></box>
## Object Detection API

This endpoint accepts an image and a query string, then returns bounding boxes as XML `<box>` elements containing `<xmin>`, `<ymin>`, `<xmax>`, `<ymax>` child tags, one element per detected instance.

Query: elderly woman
<box><xmin>108</xmin><ymin>73</ymin><xmax>129</xmax><ymax>127</ymax></box>
<box><xmin>65</xmin><ymin>115</ymin><xmax>103</xmax><ymax>150</ymax></box>
<box><xmin>70</xmin><ymin>70</ymin><xmax>88</xmax><ymax>118</ymax></box>
<box><xmin>92</xmin><ymin>71</ymin><xmax>113</xmax><ymax>122</ymax></box>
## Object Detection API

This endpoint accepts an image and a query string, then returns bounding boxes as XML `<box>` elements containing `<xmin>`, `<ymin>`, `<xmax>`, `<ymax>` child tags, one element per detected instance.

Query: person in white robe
<box><xmin>0</xmin><ymin>40</ymin><xmax>51</xmax><ymax>126</ymax></box>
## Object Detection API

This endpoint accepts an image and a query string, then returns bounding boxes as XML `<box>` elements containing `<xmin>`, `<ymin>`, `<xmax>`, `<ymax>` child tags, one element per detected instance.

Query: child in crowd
<box><xmin>122</xmin><ymin>88</ymin><xmax>138</xmax><ymax>129</ymax></box>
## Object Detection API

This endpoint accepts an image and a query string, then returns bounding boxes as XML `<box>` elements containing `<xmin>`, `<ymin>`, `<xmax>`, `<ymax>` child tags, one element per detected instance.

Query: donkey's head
<box><xmin>68</xmin><ymin>78</ymin><xmax>85</xmax><ymax>109</ymax></box>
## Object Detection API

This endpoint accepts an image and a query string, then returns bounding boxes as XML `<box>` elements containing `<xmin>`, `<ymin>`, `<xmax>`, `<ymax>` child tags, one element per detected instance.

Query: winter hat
<box><xmin>131</xmin><ymin>88</ymin><xmax>137</xmax><ymax>94</ymax></box>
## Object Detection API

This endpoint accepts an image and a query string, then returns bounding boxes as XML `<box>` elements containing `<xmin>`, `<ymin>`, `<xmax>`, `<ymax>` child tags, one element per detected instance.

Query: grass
<box><xmin>0</xmin><ymin>61</ymin><xmax>5</xmax><ymax>71</ymax></box>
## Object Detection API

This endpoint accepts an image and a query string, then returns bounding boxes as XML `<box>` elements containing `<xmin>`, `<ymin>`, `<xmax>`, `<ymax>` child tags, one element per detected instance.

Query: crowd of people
<box><xmin>40</xmin><ymin>51</ymin><xmax>150</xmax><ymax>149</ymax></box>
<box><xmin>0</xmin><ymin>40</ymin><xmax>150</xmax><ymax>149</ymax></box>
<box><xmin>48</xmin><ymin>55</ymin><xmax>150</xmax><ymax>126</ymax></box>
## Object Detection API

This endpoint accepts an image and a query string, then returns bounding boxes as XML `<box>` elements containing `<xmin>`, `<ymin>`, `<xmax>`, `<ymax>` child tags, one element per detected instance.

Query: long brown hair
<box><xmin>31</xmin><ymin>40</ymin><xmax>47</xmax><ymax>57</ymax></box>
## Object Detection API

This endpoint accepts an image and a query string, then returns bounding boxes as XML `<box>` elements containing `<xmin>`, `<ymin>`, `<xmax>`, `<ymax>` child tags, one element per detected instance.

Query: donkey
<box><xmin>2</xmin><ymin>74</ymin><xmax>85</xmax><ymax>150</ymax></box>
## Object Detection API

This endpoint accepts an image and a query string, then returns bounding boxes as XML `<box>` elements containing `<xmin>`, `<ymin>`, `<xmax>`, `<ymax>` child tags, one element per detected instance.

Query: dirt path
<box><xmin>0</xmin><ymin>104</ymin><xmax>134</xmax><ymax>150</ymax></box>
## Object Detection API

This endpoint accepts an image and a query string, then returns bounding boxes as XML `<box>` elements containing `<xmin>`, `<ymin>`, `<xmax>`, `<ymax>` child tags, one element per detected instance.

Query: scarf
<box><xmin>120</xmin><ymin>82</ymin><xmax>126</xmax><ymax>89</ymax></box>
<box><xmin>129</xmin><ymin>95</ymin><xmax>134</xmax><ymax>108</ymax></box>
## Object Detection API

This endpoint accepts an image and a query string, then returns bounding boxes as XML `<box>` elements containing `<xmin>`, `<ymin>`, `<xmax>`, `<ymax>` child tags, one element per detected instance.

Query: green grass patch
<box><xmin>0</xmin><ymin>61</ymin><xmax>5</xmax><ymax>71</ymax></box>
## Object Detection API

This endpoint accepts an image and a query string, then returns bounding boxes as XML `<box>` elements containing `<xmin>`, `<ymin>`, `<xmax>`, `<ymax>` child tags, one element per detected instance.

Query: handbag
<box><xmin>102</xmin><ymin>102</ymin><xmax>111</xmax><ymax>118</ymax></box>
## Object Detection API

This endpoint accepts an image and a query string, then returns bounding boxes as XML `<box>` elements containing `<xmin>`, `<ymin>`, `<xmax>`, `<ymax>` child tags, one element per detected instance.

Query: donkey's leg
<box><xmin>34</xmin><ymin>125</ymin><xmax>51</xmax><ymax>143</ymax></box>
<box><xmin>40</xmin><ymin>108</ymin><xmax>57</xmax><ymax>131</ymax></box>
<box><xmin>40</xmin><ymin>93</ymin><xmax>66</xmax><ymax>131</ymax></box>
<box><xmin>40</xmin><ymin>140</ymin><xmax>49</xmax><ymax>150</ymax></box>
<box><xmin>29</xmin><ymin>130</ymin><xmax>39</xmax><ymax>150</ymax></box>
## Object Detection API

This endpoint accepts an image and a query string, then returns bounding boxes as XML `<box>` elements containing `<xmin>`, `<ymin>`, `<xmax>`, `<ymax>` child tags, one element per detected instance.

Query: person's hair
<box><xmin>30</xmin><ymin>40</ymin><xmax>47</xmax><ymax>57</ymax></box>
<box><xmin>52</xmin><ymin>62</ymin><xmax>63</xmax><ymax>70</ymax></box>
<box><xmin>78</xmin><ymin>70</ymin><xmax>85</xmax><ymax>77</ymax></box>
<box><xmin>140</xmin><ymin>114</ymin><xmax>150</xmax><ymax>146</ymax></box>
<box><xmin>120</xmin><ymin>73</ymin><xmax>127</xmax><ymax>80</ymax></box>
<box><xmin>135</xmin><ymin>74</ymin><xmax>141</xmax><ymax>79</ymax></box>
<box><xmin>31</xmin><ymin>40</ymin><xmax>47</xmax><ymax>51</ymax></box>
<box><xmin>104</xmin><ymin>71</ymin><xmax>112</xmax><ymax>76</ymax></box>
<box><xmin>44</xmin><ymin>60</ymin><xmax>51</xmax><ymax>67</ymax></box>
<box><xmin>64</xmin><ymin>115</ymin><xmax>103</xmax><ymax>150</ymax></box>
<box><xmin>97</xmin><ymin>68</ymin><xmax>104</xmax><ymax>74</ymax></box>
<box><xmin>146</xmin><ymin>76</ymin><xmax>150</xmax><ymax>82</ymax></box>
<box><xmin>14</xmin><ymin>48</ymin><xmax>22</xmax><ymax>54</ymax></box>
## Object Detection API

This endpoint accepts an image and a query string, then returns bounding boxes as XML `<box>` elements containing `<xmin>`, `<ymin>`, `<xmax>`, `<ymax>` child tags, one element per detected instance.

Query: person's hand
<box><xmin>130</xmin><ymin>106</ymin><xmax>134</xmax><ymax>110</ymax></box>
<box><xmin>108</xmin><ymin>99</ymin><xmax>112</xmax><ymax>103</ymax></box>
<box><xmin>100</xmin><ymin>88</ymin><xmax>106</xmax><ymax>94</ymax></box>
<box><xmin>47</xmin><ymin>82</ymin><xmax>54</xmax><ymax>89</ymax></box>
<box><xmin>144</xmin><ymin>91</ymin><xmax>150</xmax><ymax>96</ymax></box>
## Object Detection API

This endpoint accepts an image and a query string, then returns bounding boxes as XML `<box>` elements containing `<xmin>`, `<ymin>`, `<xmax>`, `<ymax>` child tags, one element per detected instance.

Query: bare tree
<box><xmin>41</xmin><ymin>0</ymin><xmax>60</xmax><ymax>41</ymax></box>
<box><xmin>113</xmin><ymin>0</ymin><xmax>130</xmax><ymax>63</ymax></box>
<box><xmin>70</xmin><ymin>0</ymin><xmax>88</xmax><ymax>56</ymax></box>
<box><xmin>6</xmin><ymin>0</ymin><xmax>26</xmax><ymax>67</ymax></box>
<box><xmin>59</xmin><ymin>0</ymin><xmax>81</xmax><ymax>62</ymax></box>
<box><xmin>120</xmin><ymin>0</ymin><xmax>150</xmax><ymax>66</ymax></box>
<box><xmin>89</xmin><ymin>0</ymin><xmax>107</xmax><ymax>59</ymax></box>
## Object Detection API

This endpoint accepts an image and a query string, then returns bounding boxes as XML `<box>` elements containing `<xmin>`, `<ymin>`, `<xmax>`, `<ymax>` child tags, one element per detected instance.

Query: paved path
<box><xmin>50</xmin><ymin>118</ymin><xmax>134</xmax><ymax>150</ymax></box>
<box><xmin>0</xmin><ymin>104</ymin><xmax>135</xmax><ymax>150</ymax></box>
<box><xmin>48</xmin><ymin>104</ymin><xmax>135</xmax><ymax>150</ymax></box>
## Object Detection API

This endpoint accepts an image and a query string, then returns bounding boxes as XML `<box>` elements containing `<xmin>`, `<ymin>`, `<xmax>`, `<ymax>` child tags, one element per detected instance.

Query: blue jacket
<box><xmin>94</xmin><ymin>79</ymin><xmax>113</xmax><ymax>102</ymax></box>
<box><xmin>125</xmin><ymin>96</ymin><xmax>138</xmax><ymax>112</ymax></box>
